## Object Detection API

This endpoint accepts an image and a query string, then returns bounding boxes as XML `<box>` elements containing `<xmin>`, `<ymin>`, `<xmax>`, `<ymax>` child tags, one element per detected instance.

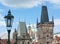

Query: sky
<box><xmin>0</xmin><ymin>0</ymin><xmax>60</xmax><ymax>38</ymax></box>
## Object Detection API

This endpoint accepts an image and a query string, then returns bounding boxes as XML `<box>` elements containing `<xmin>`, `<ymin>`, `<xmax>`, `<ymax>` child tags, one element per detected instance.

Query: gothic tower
<box><xmin>37</xmin><ymin>3</ymin><xmax>54</xmax><ymax>44</ymax></box>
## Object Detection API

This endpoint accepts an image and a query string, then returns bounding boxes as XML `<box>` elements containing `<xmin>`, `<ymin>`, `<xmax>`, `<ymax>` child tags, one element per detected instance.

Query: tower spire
<box><xmin>52</xmin><ymin>16</ymin><xmax>54</xmax><ymax>23</ymax></box>
<box><xmin>37</xmin><ymin>18</ymin><xmax>38</xmax><ymax>25</ymax></box>
<box><xmin>15</xmin><ymin>28</ymin><xmax>17</xmax><ymax>32</ymax></box>
<box><xmin>40</xmin><ymin>0</ymin><xmax>49</xmax><ymax>23</ymax></box>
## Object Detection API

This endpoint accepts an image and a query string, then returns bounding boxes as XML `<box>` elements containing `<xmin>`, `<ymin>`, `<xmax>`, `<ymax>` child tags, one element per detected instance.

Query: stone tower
<box><xmin>17</xmin><ymin>22</ymin><xmax>27</xmax><ymax>37</ymax></box>
<box><xmin>17</xmin><ymin>21</ymin><xmax>32</xmax><ymax>44</ymax></box>
<box><xmin>37</xmin><ymin>5</ymin><xmax>54</xmax><ymax>44</ymax></box>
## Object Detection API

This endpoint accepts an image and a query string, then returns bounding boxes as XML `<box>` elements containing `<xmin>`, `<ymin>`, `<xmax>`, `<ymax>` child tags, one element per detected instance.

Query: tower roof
<box><xmin>40</xmin><ymin>6</ymin><xmax>49</xmax><ymax>24</ymax></box>
<box><xmin>17</xmin><ymin>22</ymin><xmax>28</xmax><ymax>37</ymax></box>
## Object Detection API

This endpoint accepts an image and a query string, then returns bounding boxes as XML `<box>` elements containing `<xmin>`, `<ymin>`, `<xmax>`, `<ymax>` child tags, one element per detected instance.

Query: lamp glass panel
<box><xmin>7</xmin><ymin>19</ymin><xmax>11</xmax><ymax>27</ymax></box>
<box><xmin>11</xmin><ymin>18</ymin><xmax>13</xmax><ymax>27</ymax></box>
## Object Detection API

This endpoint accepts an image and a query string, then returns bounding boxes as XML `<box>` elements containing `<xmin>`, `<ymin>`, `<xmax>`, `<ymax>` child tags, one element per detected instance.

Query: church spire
<box><xmin>37</xmin><ymin>18</ymin><xmax>38</xmax><ymax>25</ymax></box>
<box><xmin>40</xmin><ymin>0</ymin><xmax>49</xmax><ymax>24</ymax></box>
<box><xmin>52</xmin><ymin>16</ymin><xmax>54</xmax><ymax>24</ymax></box>
<box><xmin>15</xmin><ymin>28</ymin><xmax>17</xmax><ymax>32</ymax></box>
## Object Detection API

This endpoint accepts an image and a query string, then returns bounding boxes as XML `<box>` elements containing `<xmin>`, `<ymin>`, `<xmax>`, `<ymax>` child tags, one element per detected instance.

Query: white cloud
<box><xmin>48</xmin><ymin>0</ymin><xmax>60</xmax><ymax>5</ymax></box>
<box><xmin>0</xmin><ymin>9</ymin><xmax>4</xmax><ymax>13</ymax></box>
<box><xmin>0</xmin><ymin>14</ymin><xmax>4</xmax><ymax>21</ymax></box>
<box><xmin>0</xmin><ymin>0</ymin><xmax>42</xmax><ymax>8</ymax></box>
<box><xmin>54</xmin><ymin>19</ymin><xmax>60</xmax><ymax>26</ymax></box>
<box><xmin>0</xmin><ymin>21</ymin><xmax>5</xmax><ymax>26</ymax></box>
<box><xmin>0</xmin><ymin>0</ymin><xmax>60</xmax><ymax>8</ymax></box>
<box><xmin>47</xmin><ymin>0</ymin><xmax>60</xmax><ymax>9</ymax></box>
<box><xmin>54</xmin><ymin>18</ymin><xmax>60</xmax><ymax>33</ymax></box>
<box><xmin>0</xmin><ymin>14</ymin><xmax>5</xmax><ymax>26</ymax></box>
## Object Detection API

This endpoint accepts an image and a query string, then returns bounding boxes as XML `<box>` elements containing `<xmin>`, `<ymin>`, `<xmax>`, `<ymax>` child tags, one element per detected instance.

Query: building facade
<box><xmin>37</xmin><ymin>5</ymin><xmax>54</xmax><ymax>44</ymax></box>
<box><xmin>13</xmin><ymin>22</ymin><xmax>32</xmax><ymax>44</ymax></box>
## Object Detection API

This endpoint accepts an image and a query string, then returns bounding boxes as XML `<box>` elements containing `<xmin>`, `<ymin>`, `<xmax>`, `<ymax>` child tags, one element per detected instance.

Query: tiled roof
<box><xmin>55</xmin><ymin>36</ymin><xmax>60</xmax><ymax>41</ymax></box>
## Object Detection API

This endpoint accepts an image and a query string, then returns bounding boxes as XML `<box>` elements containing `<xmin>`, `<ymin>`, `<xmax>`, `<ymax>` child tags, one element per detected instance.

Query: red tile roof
<box><xmin>55</xmin><ymin>36</ymin><xmax>60</xmax><ymax>41</ymax></box>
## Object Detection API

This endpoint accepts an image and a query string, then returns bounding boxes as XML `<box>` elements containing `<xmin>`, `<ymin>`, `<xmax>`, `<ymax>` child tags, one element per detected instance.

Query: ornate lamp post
<box><xmin>4</xmin><ymin>10</ymin><xmax>14</xmax><ymax>44</ymax></box>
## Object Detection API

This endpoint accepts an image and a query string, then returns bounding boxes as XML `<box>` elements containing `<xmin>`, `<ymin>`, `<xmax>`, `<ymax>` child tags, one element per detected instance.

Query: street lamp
<box><xmin>4</xmin><ymin>10</ymin><xmax>14</xmax><ymax>44</ymax></box>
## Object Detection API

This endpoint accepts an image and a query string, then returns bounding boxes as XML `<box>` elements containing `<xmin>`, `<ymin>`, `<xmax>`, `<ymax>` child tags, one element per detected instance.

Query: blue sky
<box><xmin>0</xmin><ymin>0</ymin><xmax>60</xmax><ymax>37</ymax></box>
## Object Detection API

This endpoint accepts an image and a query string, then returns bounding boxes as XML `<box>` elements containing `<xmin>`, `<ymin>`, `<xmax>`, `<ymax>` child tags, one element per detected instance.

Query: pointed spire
<box><xmin>8</xmin><ymin>9</ymin><xmax>11</xmax><ymax>13</ymax></box>
<box><xmin>29</xmin><ymin>20</ymin><xmax>30</xmax><ymax>26</ymax></box>
<box><xmin>8</xmin><ymin>9</ymin><xmax>11</xmax><ymax>15</ymax></box>
<box><xmin>15</xmin><ymin>28</ymin><xmax>17</xmax><ymax>32</ymax></box>
<box><xmin>37</xmin><ymin>18</ymin><xmax>38</xmax><ymax>25</ymax></box>
<box><xmin>24</xmin><ymin>17</ymin><xmax>26</xmax><ymax>23</ymax></box>
<box><xmin>32</xmin><ymin>24</ymin><xmax>35</xmax><ymax>39</ymax></box>
<box><xmin>52</xmin><ymin>16</ymin><xmax>54</xmax><ymax>23</ymax></box>
<box><xmin>40</xmin><ymin>0</ymin><xmax>49</xmax><ymax>24</ymax></box>
<box><xmin>14</xmin><ymin>28</ymin><xmax>18</xmax><ymax>36</ymax></box>
<box><xmin>40</xmin><ymin>6</ymin><xmax>49</xmax><ymax>24</ymax></box>
<box><xmin>19</xmin><ymin>17</ymin><xmax>20</xmax><ymax>22</ymax></box>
